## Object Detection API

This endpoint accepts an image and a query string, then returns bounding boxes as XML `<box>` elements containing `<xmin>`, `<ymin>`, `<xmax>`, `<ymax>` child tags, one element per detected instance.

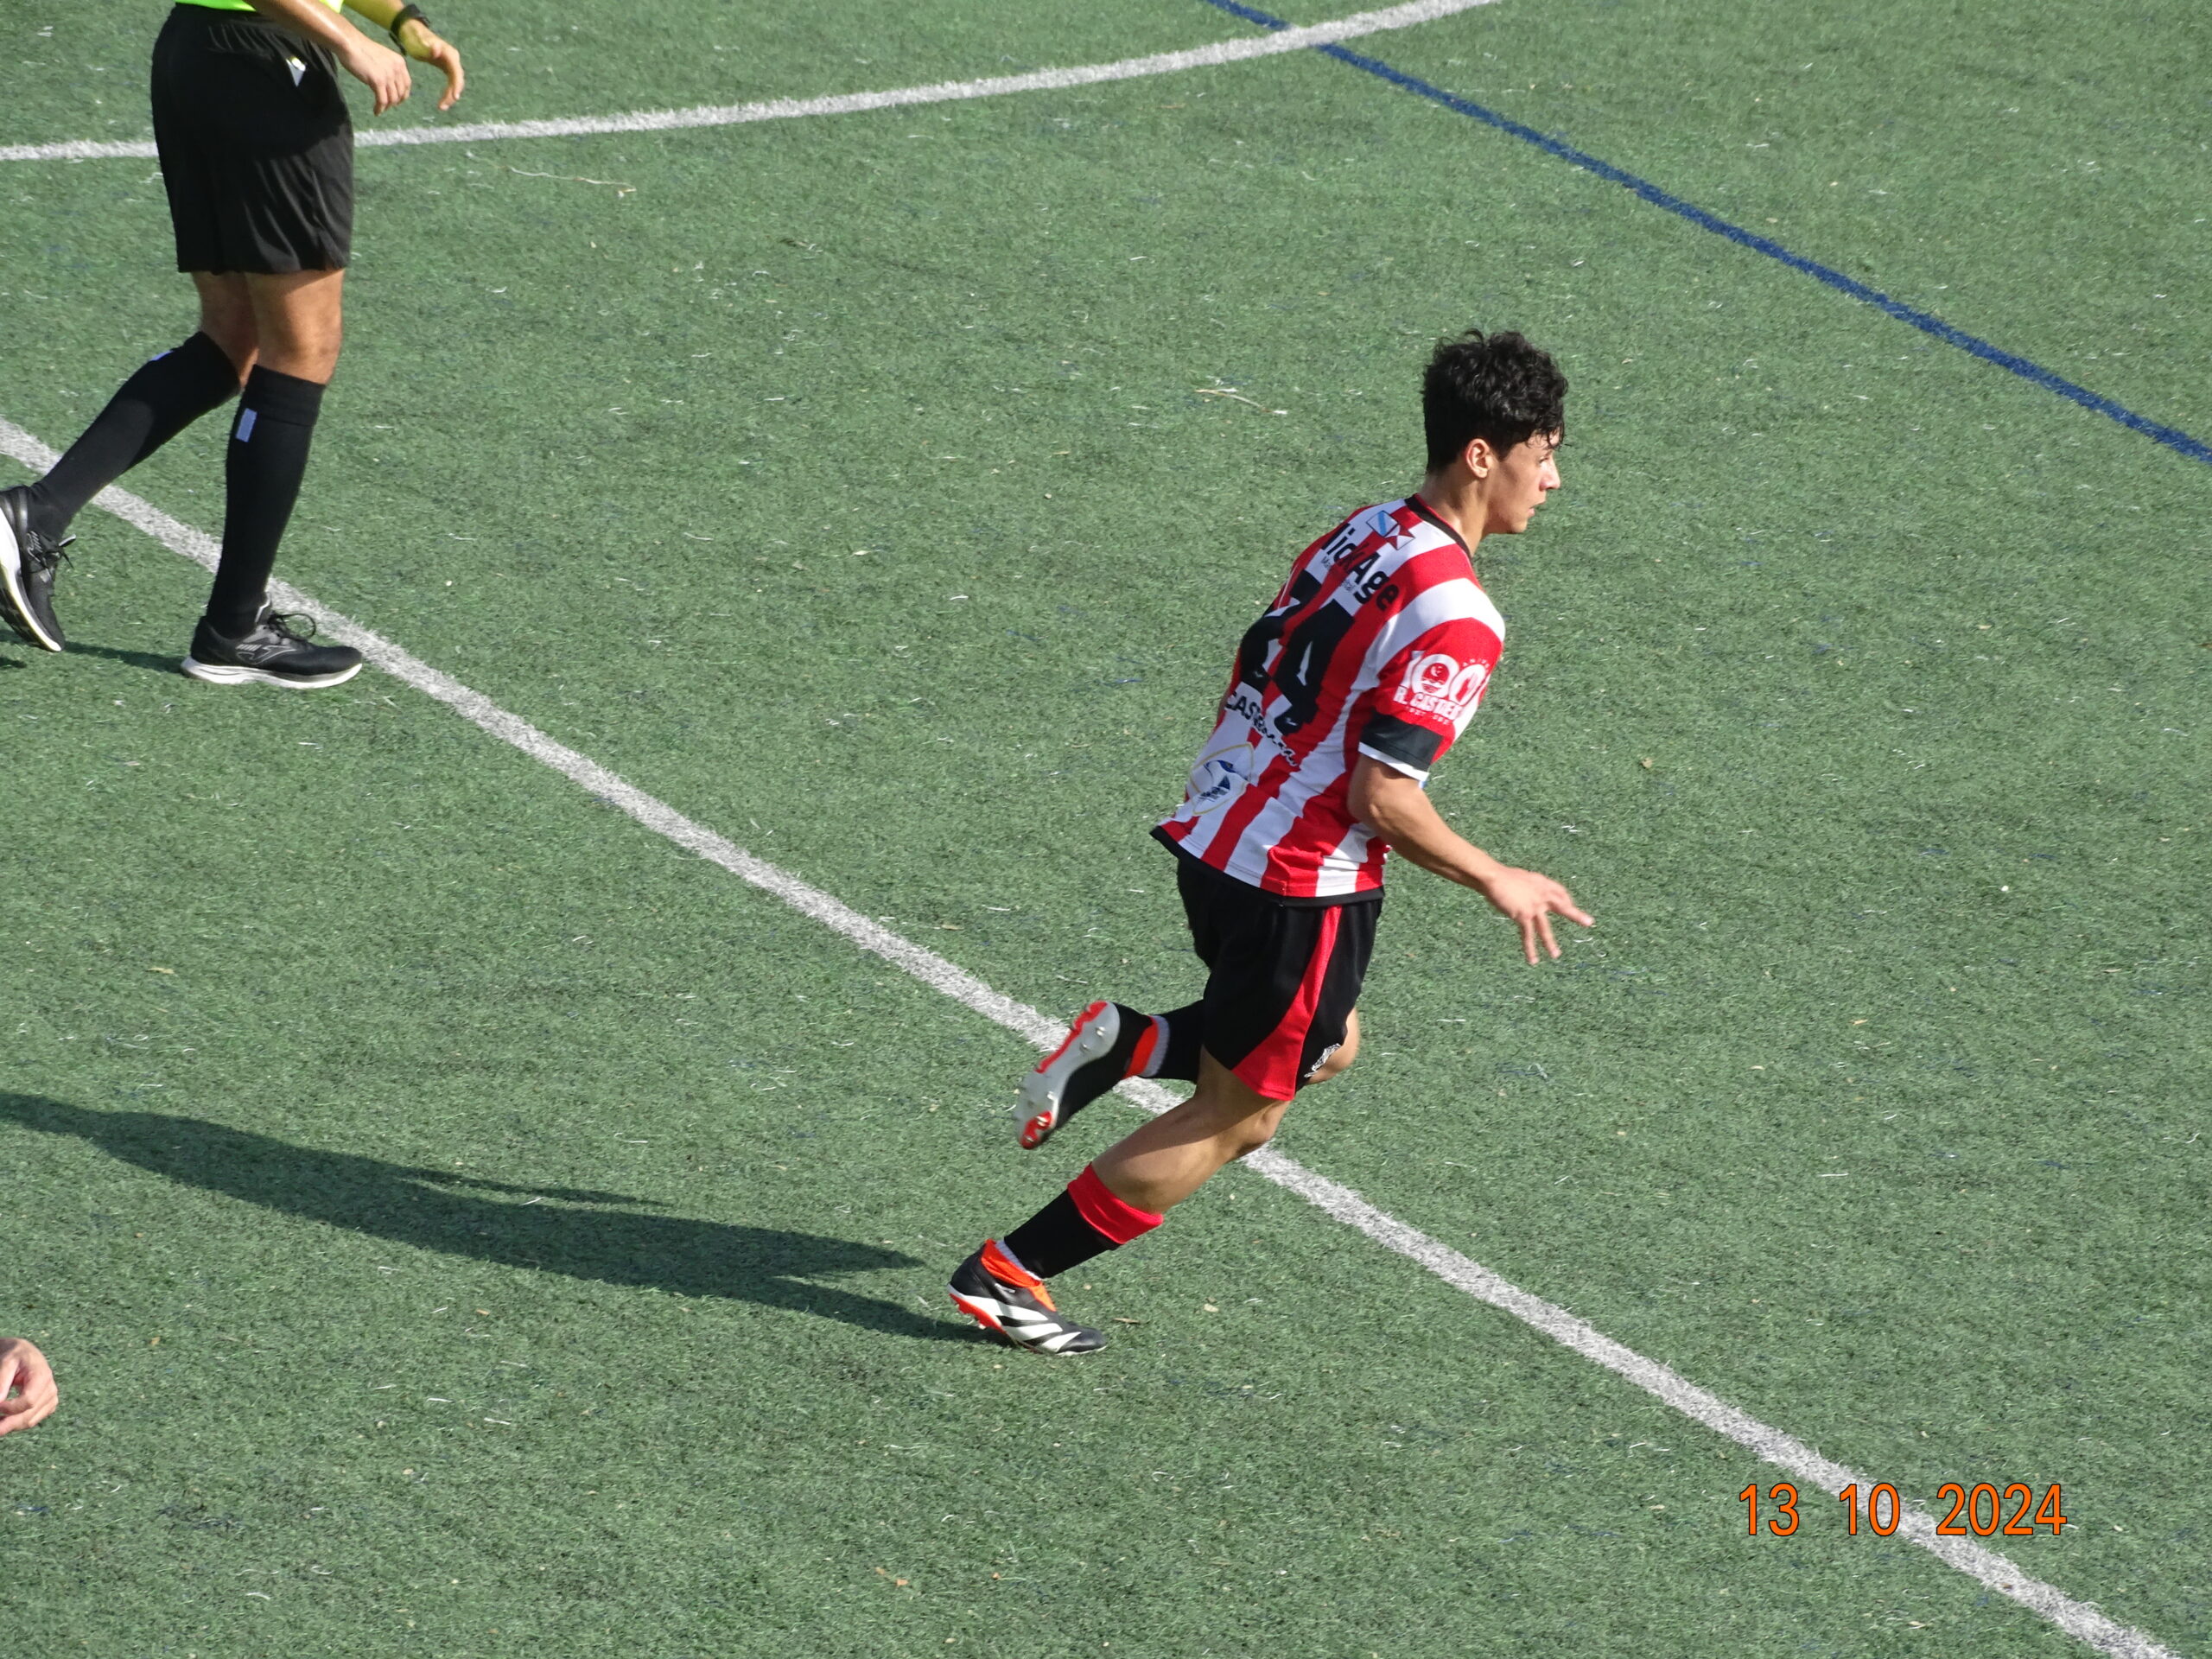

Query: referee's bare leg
<box><xmin>176</xmin><ymin>262</ymin><xmax>360</xmax><ymax>683</ymax></box>
<box><xmin>0</xmin><ymin>0</ymin><xmax>461</xmax><ymax>673</ymax></box>
<box><xmin>192</xmin><ymin>268</ymin><xmax>345</xmax><ymax>387</ymax></box>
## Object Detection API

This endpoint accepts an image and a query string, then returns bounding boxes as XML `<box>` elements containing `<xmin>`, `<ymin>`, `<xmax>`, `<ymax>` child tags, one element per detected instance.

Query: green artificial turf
<box><xmin>3</xmin><ymin>0</ymin><xmax>2206</xmax><ymax>1654</ymax></box>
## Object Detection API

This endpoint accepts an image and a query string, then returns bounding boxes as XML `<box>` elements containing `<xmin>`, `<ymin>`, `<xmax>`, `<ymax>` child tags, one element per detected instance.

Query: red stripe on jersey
<box><xmin>1233</xmin><ymin>903</ymin><xmax>1342</xmax><ymax>1101</ymax></box>
<box><xmin>1159</xmin><ymin>499</ymin><xmax>1505</xmax><ymax>900</ymax></box>
<box><xmin>1259</xmin><ymin>787</ymin><xmax>1359</xmax><ymax>895</ymax></box>
<box><xmin>1197</xmin><ymin>747</ymin><xmax>1296</xmax><ymax>877</ymax></box>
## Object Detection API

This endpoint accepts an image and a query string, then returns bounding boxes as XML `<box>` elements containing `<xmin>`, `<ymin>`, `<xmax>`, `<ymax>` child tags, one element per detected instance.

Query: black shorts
<box><xmin>1175</xmin><ymin>853</ymin><xmax>1379</xmax><ymax>1102</ymax></box>
<box><xmin>151</xmin><ymin>5</ymin><xmax>353</xmax><ymax>275</ymax></box>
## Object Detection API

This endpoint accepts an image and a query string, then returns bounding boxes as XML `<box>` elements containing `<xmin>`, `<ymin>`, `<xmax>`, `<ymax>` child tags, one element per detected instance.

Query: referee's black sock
<box><xmin>207</xmin><ymin>365</ymin><xmax>325</xmax><ymax>635</ymax></box>
<box><xmin>24</xmin><ymin>334</ymin><xmax>239</xmax><ymax>538</ymax></box>
<box><xmin>1140</xmin><ymin>1002</ymin><xmax>1207</xmax><ymax>1083</ymax></box>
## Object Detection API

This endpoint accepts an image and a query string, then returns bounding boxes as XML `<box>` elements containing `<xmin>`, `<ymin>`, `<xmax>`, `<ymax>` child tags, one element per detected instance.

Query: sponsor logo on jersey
<box><xmin>1185</xmin><ymin>731</ymin><xmax>1256</xmax><ymax>813</ymax></box>
<box><xmin>1221</xmin><ymin>685</ymin><xmax>1297</xmax><ymax>760</ymax></box>
<box><xmin>1396</xmin><ymin>651</ymin><xmax>1488</xmax><ymax>720</ymax></box>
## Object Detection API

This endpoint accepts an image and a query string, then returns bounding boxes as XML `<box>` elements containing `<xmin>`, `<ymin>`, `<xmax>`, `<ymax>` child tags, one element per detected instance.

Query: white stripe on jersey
<box><xmin>1220</xmin><ymin>577</ymin><xmax>1489</xmax><ymax>890</ymax></box>
<box><xmin>1392</xmin><ymin>574</ymin><xmax>1503</xmax><ymax>650</ymax></box>
<box><xmin>1161</xmin><ymin>499</ymin><xmax>1505</xmax><ymax>899</ymax></box>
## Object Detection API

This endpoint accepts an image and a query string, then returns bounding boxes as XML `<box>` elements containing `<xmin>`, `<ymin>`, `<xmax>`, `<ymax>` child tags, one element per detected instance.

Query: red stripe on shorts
<box><xmin>1233</xmin><ymin>902</ymin><xmax>1341</xmax><ymax>1102</ymax></box>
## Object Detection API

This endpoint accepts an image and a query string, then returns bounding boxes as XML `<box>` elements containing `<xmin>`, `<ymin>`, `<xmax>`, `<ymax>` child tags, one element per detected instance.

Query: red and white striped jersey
<box><xmin>1155</xmin><ymin>498</ymin><xmax>1503</xmax><ymax>901</ymax></box>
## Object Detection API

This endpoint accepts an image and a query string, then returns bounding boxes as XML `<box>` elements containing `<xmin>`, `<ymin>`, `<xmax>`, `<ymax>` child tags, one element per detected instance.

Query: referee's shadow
<box><xmin>0</xmin><ymin>639</ymin><xmax>188</xmax><ymax>676</ymax></box>
<box><xmin>1</xmin><ymin>1092</ymin><xmax>969</xmax><ymax>1344</ymax></box>
<box><xmin>62</xmin><ymin>641</ymin><xmax>194</xmax><ymax>677</ymax></box>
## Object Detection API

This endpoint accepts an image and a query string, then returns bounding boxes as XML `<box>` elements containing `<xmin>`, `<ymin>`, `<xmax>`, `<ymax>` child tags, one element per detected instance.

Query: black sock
<box><xmin>1003</xmin><ymin>1191</ymin><xmax>1118</xmax><ymax>1280</ymax></box>
<box><xmin>207</xmin><ymin>365</ymin><xmax>325</xmax><ymax>635</ymax></box>
<box><xmin>1146</xmin><ymin>1002</ymin><xmax>1207</xmax><ymax>1083</ymax></box>
<box><xmin>1001</xmin><ymin>1166</ymin><xmax>1163</xmax><ymax>1280</ymax></box>
<box><xmin>24</xmin><ymin>334</ymin><xmax>239</xmax><ymax>537</ymax></box>
<box><xmin>1059</xmin><ymin>1002</ymin><xmax>1154</xmax><ymax>1112</ymax></box>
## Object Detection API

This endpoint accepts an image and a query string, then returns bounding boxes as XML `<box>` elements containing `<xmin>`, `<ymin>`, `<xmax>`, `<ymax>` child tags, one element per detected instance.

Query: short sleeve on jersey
<box><xmin>1355</xmin><ymin>616</ymin><xmax>1499</xmax><ymax>784</ymax></box>
<box><xmin>1357</xmin><ymin>712</ymin><xmax>1446</xmax><ymax>778</ymax></box>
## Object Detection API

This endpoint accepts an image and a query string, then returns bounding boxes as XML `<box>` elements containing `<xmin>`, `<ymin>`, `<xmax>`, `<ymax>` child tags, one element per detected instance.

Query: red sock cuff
<box><xmin>1068</xmin><ymin>1165</ymin><xmax>1163</xmax><ymax>1246</ymax></box>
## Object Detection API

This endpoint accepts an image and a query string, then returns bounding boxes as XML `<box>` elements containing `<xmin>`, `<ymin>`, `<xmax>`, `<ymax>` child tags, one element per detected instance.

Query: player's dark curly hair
<box><xmin>1421</xmin><ymin>328</ymin><xmax>1567</xmax><ymax>472</ymax></box>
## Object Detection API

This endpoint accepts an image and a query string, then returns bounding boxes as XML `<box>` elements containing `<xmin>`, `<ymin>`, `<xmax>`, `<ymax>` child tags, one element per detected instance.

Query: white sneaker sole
<box><xmin>1017</xmin><ymin>1001</ymin><xmax>1121</xmax><ymax>1149</ymax></box>
<box><xmin>0</xmin><ymin>512</ymin><xmax>64</xmax><ymax>652</ymax></box>
<box><xmin>181</xmin><ymin>654</ymin><xmax>364</xmax><ymax>690</ymax></box>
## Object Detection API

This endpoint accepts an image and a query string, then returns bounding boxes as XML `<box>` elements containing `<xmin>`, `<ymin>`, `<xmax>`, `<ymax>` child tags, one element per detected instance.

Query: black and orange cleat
<box><xmin>1018</xmin><ymin>1001</ymin><xmax>1154</xmax><ymax>1150</ymax></box>
<box><xmin>947</xmin><ymin>1240</ymin><xmax>1106</xmax><ymax>1355</ymax></box>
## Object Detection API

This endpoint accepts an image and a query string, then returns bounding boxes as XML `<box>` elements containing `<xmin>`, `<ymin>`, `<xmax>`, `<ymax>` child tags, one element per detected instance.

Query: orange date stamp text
<box><xmin>1738</xmin><ymin>1481</ymin><xmax>2068</xmax><ymax>1537</ymax></box>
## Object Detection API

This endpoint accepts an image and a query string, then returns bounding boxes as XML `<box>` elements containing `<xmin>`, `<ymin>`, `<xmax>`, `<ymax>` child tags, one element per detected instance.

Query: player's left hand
<box><xmin>1475</xmin><ymin>865</ymin><xmax>1592</xmax><ymax>964</ymax></box>
<box><xmin>397</xmin><ymin>22</ymin><xmax>464</xmax><ymax>110</ymax></box>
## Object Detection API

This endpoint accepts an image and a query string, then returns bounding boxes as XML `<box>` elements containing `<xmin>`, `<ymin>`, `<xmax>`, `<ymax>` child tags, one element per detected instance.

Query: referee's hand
<box><xmin>337</xmin><ymin>35</ymin><xmax>416</xmax><ymax>114</ymax></box>
<box><xmin>397</xmin><ymin>21</ymin><xmax>466</xmax><ymax>111</ymax></box>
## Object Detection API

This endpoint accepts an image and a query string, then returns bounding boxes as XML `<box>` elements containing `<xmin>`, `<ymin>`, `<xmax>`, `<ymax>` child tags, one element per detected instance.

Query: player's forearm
<box><xmin>1348</xmin><ymin>762</ymin><xmax>1506</xmax><ymax>892</ymax></box>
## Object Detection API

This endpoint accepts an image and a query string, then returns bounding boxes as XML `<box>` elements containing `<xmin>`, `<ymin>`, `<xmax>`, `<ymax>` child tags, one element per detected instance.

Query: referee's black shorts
<box><xmin>1173</xmin><ymin>851</ymin><xmax>1379</xmax><ymax>1103</ymax></box>
<box><xmin>151</xmin><ymin>4</ymin><xmax>353</xmax><ymax>275</ymax></box>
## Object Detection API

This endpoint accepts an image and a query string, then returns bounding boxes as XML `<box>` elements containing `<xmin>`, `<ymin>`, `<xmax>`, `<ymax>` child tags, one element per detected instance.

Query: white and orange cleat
<box><xmin>1018</xmin><ymin>1001</ymin><xmax>1154</xmax><ymax>1150</ymax></box>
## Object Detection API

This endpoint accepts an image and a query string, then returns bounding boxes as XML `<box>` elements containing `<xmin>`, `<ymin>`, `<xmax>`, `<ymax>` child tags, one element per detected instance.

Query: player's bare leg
<box><xmin>950</xmin><ymin>1016</ymin><xmax>1357</xmax><ymax>1355</ymax></box>
<box><xmin>1089</xmin><ymin>1018</ymin><xmax>1356</xmax><ymax>1211</ymax></box>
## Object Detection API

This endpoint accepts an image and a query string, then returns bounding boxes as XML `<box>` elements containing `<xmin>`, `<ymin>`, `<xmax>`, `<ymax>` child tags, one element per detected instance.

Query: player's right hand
<box><xmin>340</xmin><ymin>36</ymin><xmax>413</xmax><ymax>114</ymax></box>
<box><xmin>0</xmin><ymin>1338</ymin><xmax>58</xmax><ymax>1437</ymax></box>
<box><xmin>1476</xmin><ymin>866</ymin><xmax>1592</xmax><ymax>964</ymax></box>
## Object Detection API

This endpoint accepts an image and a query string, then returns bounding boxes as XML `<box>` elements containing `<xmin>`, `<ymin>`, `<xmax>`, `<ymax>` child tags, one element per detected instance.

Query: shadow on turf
<box><xmin>65</xmin><ymin>641</ymin><xmax>192</xmax><ymax>677</ymax></box>
<box><xmin>3</xmin><ymin>1093</ymin><xmax>973</xmax><ymax>1344</ymax></box>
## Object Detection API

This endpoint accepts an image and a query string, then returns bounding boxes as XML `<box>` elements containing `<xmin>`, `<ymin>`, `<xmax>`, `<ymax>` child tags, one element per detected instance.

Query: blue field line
<box><xmin>1197</xmin><ymin>0</ymin><xmax>2212</xmax><ymax>468</ymax></box>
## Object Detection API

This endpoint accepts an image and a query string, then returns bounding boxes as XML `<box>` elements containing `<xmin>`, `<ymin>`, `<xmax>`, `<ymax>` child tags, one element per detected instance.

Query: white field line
<box><xmin>0</xmin><ymin>416</ymin><xmax>2177</xmax><ymax>1659</ymax></box>
<box><xmin>0</xmin><ymin>0</ymin><xmax>1491</xmax><ymax>164</ymax></box>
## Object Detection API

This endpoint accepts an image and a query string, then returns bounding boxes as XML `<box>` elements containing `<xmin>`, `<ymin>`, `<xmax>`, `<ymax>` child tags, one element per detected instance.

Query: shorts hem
<box><xmin>175</xmin><ymin>253</ymin><xmax>351</xmax><ymax>276</ymax></box>
<box><xmin>1226</xmin><ymin>1051</ymin><xmax>1301</xmax><ymax>1103</ymax></box>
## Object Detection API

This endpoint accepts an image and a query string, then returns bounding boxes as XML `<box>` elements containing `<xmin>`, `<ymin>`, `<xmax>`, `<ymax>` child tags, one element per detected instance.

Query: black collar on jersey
<box><xmin>1405</xmin><ymin>493</ymin><xmax>1473</xmax><ymax>554</ymax></box>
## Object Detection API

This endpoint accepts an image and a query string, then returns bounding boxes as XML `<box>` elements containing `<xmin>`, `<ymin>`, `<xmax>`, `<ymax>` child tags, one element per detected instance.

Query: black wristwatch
<box><xmin>389</xmin><ymin>3</ymin><xmax>434</xmax><ymax>48</ymax></box>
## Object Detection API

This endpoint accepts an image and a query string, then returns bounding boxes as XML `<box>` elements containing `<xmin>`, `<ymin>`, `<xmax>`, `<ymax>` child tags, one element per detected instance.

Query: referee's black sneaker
<box><xmin>182</xmin><ymin>607</ymin><xmax>364</xmax><ymax>689</ymax></box>
<box><xmin>948</xmin><ymin>1241</ymin><xmax>1107</xmax><ymax>1356</ymax></box>
<box><xmin>0</xmin><ymin>486</ymin><xmax>70</xmax><ymax>652</ymax></box>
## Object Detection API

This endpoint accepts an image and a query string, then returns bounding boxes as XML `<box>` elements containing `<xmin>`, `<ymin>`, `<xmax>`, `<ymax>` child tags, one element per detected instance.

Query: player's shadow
<box><xmin>1</xmin><ymin>1092</ymin><xmax>968</xmax><ymax>1344</ymax></box>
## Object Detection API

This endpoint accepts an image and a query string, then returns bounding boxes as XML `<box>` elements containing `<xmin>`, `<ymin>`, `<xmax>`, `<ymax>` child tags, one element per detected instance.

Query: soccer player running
<box><xmin>0</xmin><ymin>0</ymin><xmax>463</xmax><ymax>687</ymax></box>
<box><xmin>950</xmin><ymin>329</ymin><xmax>1591</xmax><ymax>1355</ymax></box>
